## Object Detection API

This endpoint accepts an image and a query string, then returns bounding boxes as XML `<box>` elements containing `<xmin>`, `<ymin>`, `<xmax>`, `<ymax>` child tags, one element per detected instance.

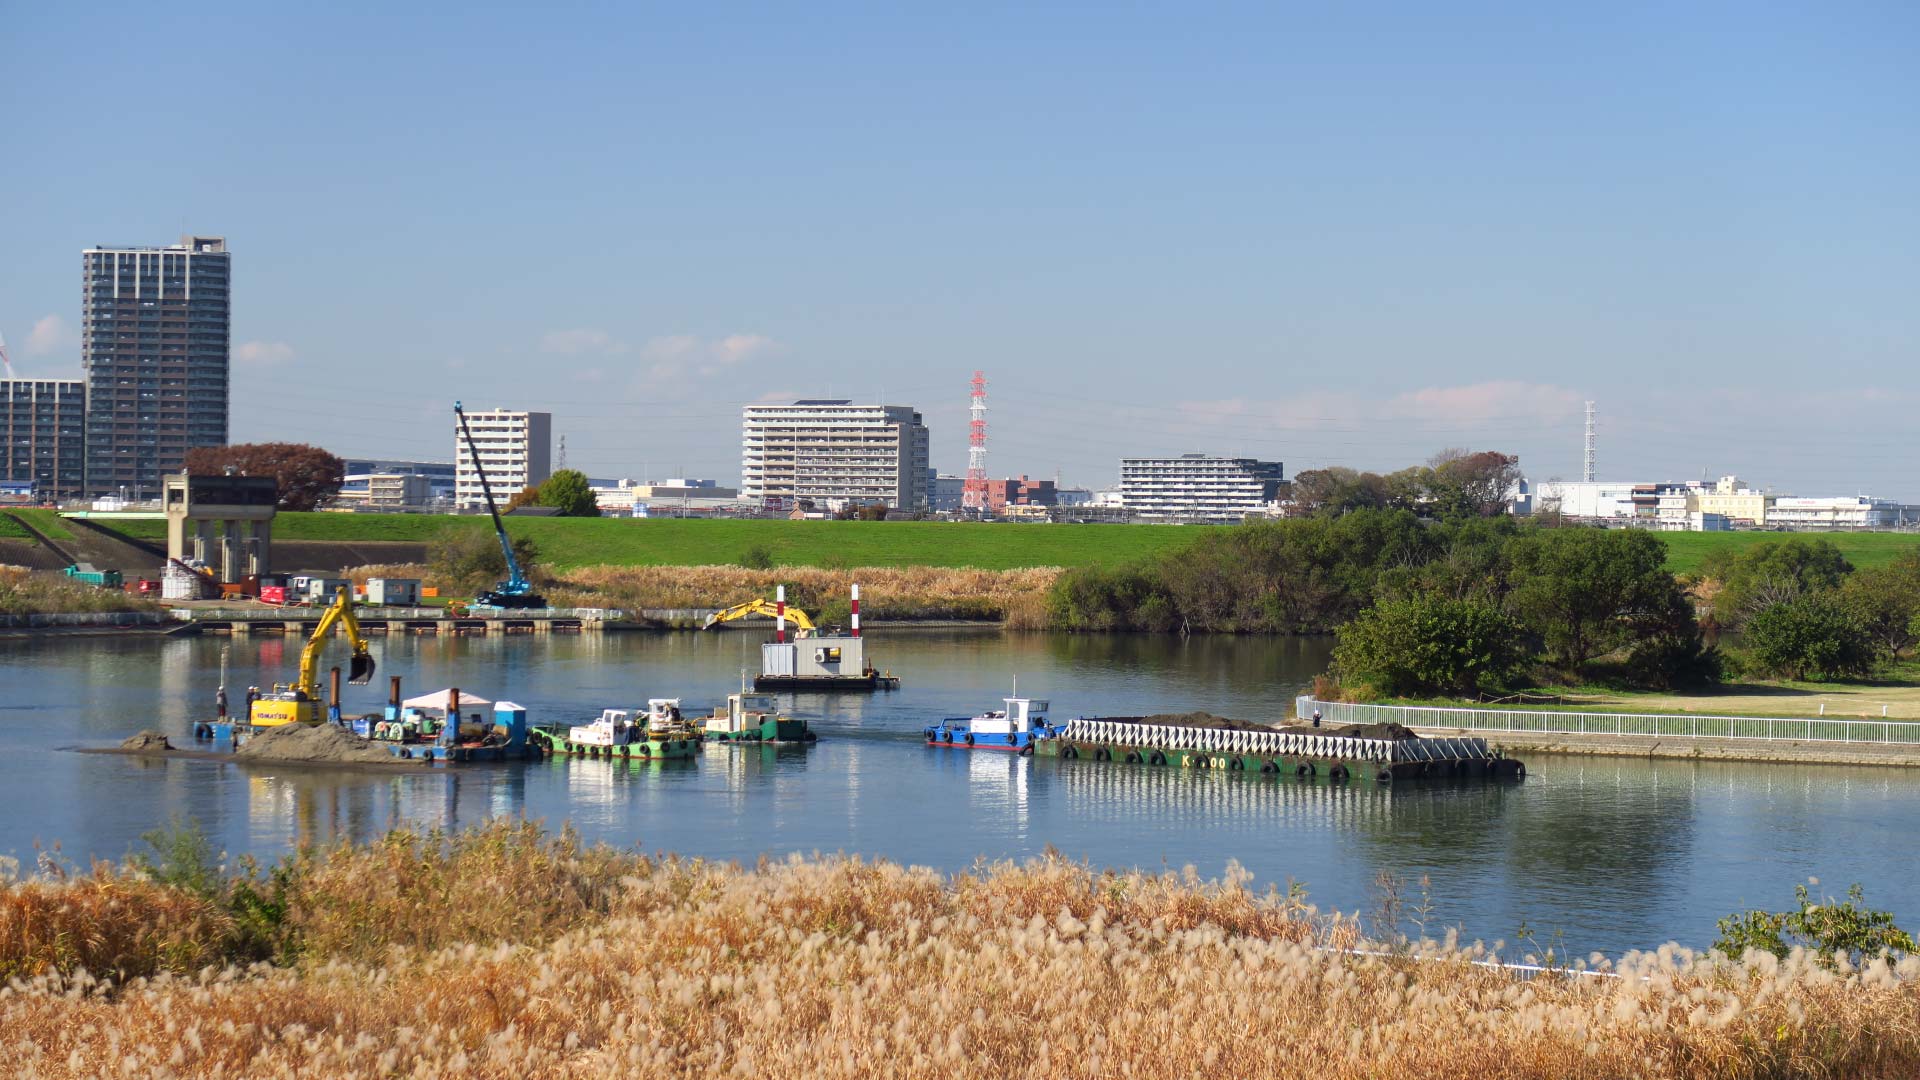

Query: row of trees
<box><xmin>1702</xmin><ymin>538</ymin><xmax>1920</xmax><ymax>680</ymax></box>
<box><xmin>1047</xmin><ymin>509</ymin><xmax>1719</xmax><ymax>694</ymax></box>
<box><xmin>1285</xmin><ymin>449</ymin><xmax>1522</xmax><ymax>519</ymax></box>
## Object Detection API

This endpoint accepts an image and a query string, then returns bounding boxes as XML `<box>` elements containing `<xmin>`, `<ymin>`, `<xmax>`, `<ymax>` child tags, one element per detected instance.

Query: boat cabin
<box><xmin>705</xmin><ymin>692</ymin><xmax>779</xmax><ymax>736</ymax></box>
<box><xmin>969</xmin><ymin>698</ymin><xmax>1050</xmax><ymax>736</ymax></box>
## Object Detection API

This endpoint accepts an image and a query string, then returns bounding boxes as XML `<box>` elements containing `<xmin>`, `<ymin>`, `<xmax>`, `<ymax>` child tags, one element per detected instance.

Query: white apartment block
<box><xmin>454</xmin><ymin>409</ymin><xmax>552</xmax><ymax>510</ymax></box>
<box><xmin>741</xmin><ymin>400</ymin><xmax>929</xmax><ymax>509</ymax></box>
<box><xmin>1119</xmin><ymin>454</ymin><xmax>1285</xmax><ymax>521</ymax></box>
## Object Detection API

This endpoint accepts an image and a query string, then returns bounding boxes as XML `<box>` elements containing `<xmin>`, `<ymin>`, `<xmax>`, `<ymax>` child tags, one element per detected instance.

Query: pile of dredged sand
<box><xmin>235</xmin><ymin>722</ymin><xmax>409</xmax><ymax>765</ymax></box>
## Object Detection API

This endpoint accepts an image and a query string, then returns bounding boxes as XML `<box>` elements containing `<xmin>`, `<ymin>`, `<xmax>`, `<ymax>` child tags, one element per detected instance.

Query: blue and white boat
<box><xmin>924</xmin><ymin>697</ymin><xmax>1060</xmax><ymax>753</ymax></box>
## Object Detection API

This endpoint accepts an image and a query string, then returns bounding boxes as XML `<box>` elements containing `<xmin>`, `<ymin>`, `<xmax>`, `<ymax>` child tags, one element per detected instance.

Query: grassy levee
<box><xmin>91</xmin><ymin>513</ymin><xmax>1207</xmax><ymax>570</ymax></box>
<box><xmin>80</xmin><ymin>512</ymin><xmax>1920</xmax><ymax>574</ymax></box>
<box><xmin>1663</xmin><ymin>530</ymin><xmax>1920</xmax><ymax>575</ymax></box>
<box><xmin>0</xmin><ymin>514</ymin><xmax>31</xmax><ymax>539</ymax></box>
<box><xmin>4</xmin><ymin>508</ymin><xmax>75</xmax><ymax>541</ymax></box>
<box><xmin>4</xmin><ymin>822</ymin><xmax>1918</xmax><ymax>1078</ymax></box>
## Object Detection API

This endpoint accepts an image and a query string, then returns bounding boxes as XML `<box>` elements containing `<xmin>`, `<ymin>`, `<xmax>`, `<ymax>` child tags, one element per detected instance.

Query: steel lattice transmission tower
<box><xmin>962</xmin><ymin>371</ymin><xmax>989</xmax><ymax>512</ymax></box>
<box><xmin>1583</xmin><ymin>401</ymin><xmax>1596</xmax><ymax>483</ymax></box>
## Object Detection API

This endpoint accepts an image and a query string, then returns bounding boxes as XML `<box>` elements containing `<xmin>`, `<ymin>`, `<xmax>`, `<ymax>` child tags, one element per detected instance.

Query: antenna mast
<box><xmin>1583</xmin><ymin>401</ymin><xmax>1596</xmax><ymax>483</ymax></box>
<box><xmin>962</xmin><ymin>370</ymin><xmax>989</xmax><ymax>512</ymax></box>
<box><xmin>0</xmin><ymin>332</ymin><xmax>14</xmax><ymax>379</ymax></box>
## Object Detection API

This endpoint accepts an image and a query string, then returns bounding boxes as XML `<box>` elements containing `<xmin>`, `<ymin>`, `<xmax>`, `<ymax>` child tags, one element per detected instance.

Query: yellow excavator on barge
<box><xmin>249</xmin><ymin>586</ymin><xmax>376</xmax><ymax>727</ymax></box>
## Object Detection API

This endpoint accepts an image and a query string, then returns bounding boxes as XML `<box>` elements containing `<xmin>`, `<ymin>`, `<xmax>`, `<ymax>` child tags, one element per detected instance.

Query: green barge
<box><xmin>1031</xmin><ymin>717</ymin><xmax>1523</xmax><ymax>784</ymax></box>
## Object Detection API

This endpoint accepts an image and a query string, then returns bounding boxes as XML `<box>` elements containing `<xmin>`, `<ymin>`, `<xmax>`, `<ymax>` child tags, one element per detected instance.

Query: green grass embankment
<box><xmin>77</xmin><ymin>512</ymin><xmax>1920</xmax><ymax>573</ymax></box>
<box><xmin>88</xmin><ymin>514</ymin><xmax>1207</xmax><ymax>570</ymax></box>
<box><xmin>1662</xmin><ymin>530</ymin><xmax>1920</xmax><ymax>574</ymax></box>
<box><xmin>4</xmin><ymin>509</ymin><xmax>75</xmax><ymax>541</ymax></box>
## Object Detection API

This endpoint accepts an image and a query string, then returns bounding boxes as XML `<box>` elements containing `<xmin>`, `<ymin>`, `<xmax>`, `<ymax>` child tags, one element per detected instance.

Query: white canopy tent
<box><xmin>402</xmin><ymin>689</ymin><xmax>493</xmax><ymax>713</ymax></box>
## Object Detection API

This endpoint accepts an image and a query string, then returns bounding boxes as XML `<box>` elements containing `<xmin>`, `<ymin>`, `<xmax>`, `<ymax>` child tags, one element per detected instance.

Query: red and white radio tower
<box><xmin>962</xmin><ymin>370</ymin><xmax>989</xmax><ymax>512</ymax></box>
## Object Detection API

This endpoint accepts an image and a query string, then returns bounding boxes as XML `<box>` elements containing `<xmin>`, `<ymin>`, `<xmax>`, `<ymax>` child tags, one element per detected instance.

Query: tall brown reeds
<box><xmin>4</xmin><ymin>822</ymin><xmax>1919</xmax><ymax>1077</ymax></box>
<box><xmin>342</xmin><ymin>562</ymin><xmax>1063</xmax><ymax>624</ymax></box>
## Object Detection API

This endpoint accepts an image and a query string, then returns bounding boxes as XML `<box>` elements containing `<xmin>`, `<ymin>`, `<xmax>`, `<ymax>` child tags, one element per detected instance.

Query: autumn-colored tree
<box><xmin>503</xmin><ymin>486</ymin><xmax>541</xmax><ymax>513</ymax></box>
<box><xmin>182</xmin><ymin>443</ymin><xmax>345</xmax><ymax>512</ymax></box>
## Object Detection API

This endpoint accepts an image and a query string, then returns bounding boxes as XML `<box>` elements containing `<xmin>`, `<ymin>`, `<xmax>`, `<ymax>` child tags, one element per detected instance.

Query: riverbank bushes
<box><xmin>0</xmin><ymin>566</ymin><xmax>160</xmax><ymax>617</ymax></box>
<box><xmin>5</xmin><ymin>823</ymin><xmax>1920</xmax><ymax>1078</ymax></box>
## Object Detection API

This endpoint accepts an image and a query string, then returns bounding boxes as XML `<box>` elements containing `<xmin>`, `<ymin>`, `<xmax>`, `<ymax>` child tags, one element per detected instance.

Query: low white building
<box><xmin>1768</xmin><ymin>496</ymin><xmax>1904</xmax><ymax>530</ymax></box>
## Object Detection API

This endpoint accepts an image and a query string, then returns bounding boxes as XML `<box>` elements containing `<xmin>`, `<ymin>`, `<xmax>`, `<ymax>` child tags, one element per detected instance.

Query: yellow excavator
<box><xmin>250</xmin><ymin>587</ymin><xmax>376</xmax><ymax>727</ymax></box>
<box><xmin>701</xmin><ymin>598</ymin><xmax>820</xmax><ymax>638</ymax></box>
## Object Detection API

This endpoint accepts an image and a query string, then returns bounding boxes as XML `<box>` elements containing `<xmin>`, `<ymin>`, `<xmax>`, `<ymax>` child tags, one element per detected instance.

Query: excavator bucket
<box><xmin>348</xmin><ymin>652</ymin><xmax>376</xmax><ymax>685</ymax></box>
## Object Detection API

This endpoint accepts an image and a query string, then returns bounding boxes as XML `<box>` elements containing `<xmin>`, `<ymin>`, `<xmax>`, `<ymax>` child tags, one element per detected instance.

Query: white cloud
<box><xmin>539</xmin><ymin>328</ymin><xmax>618</xmax><ymax>355</ymax></box>
<box><xmin>24</xmin><ymin>314</ymin><xmax>74</xmax><ymax>355</ymax></box>
<box><xmin>235</xmin><ymin>340</ymin><xmax>296</xmax><ymax>366</ymax></box>
<box><xmin>640</xmin><ymin>333</ymin><xmax>780</xmax><ymax>379</ymax></box>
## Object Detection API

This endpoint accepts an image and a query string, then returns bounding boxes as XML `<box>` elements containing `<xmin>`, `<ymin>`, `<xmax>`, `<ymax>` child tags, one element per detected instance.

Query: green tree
<box><xmin>1504</xmin><ymin>528</ymin><xmax>1673</xmax><ymax>670</ymax></box>
<box><xmin>1715</xmin><ymin>882</ymin><xmax>1914</xmax><ymax>966</ymax></box>
<box><xmin>1332</xmin><ymin>595</ymin><xmax>1529</xmax><ymax>697</ymax></box>
<box><xmin>537</xmin><ymin>469</ymin><xmax>600</xmax><ymax>517</ymax></box>
<box><xmin>427</xmin><ymin>526</ymin><xmax>541</xmax><ymax>593</ymax></box>
<box><xmin>1744</xmin><ymin>594</ymin><xmax>1876</xmax><ymax>681</ymax></box>
<box><xmin>1706</xmin><ymin>537</ymin><xmax>1853</xmax><ymax>628</ymax></box>
<box><xmin>1838</xmin><ymin>550</ymin><xmax>1920</xmax><ymax>658</ymax></box>
<box><xmin>1624</xmin><ymin>585</ymin><xmax>1724</xmax><ymax>690</ymax></box>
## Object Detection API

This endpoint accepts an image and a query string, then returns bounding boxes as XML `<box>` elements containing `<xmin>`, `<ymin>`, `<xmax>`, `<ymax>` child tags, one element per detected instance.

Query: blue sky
<box><xmin>3</xmin><ymin>2</ymin><xmax>1915</xmax><ymax>494</ymax></box>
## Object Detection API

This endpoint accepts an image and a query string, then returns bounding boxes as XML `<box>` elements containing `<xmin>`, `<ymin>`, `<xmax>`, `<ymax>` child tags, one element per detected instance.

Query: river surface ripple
<box><xmin>2</xmin><ymin>629</ymin><xmax>1913</xmax><ymax>956</ymax></box>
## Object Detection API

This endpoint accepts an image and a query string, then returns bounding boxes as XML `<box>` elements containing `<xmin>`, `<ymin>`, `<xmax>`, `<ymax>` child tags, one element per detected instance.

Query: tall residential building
<box><xmin>1119</xmin><ymin>454</ymin><xmax>1285</xmax><ymax>521</ymax></box>
<box><xmin>741</xmin><ymin>400</ymin><xmax>930</xmax><ymax>509</ymax></box>
<box><xmin>81</xmin><ymin>236</ymin><xmax>231</xmax><ymax>497</ymax></box>
<box><xmin>1</xmin><ymin>379</ymin><xmax>87</xmax><ymax>500</ymax></box>
<box><xmin>453</xmin><ymin>409</ymin><xmax>552</xmax><ymax>509</ymax></box>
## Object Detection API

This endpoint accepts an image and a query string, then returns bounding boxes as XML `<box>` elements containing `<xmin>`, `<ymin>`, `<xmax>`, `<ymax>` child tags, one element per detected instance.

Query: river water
<box><xmin>3</xmin><ymin>628</ymin><xmax>1914</xmax><ymax>956</ymax></box>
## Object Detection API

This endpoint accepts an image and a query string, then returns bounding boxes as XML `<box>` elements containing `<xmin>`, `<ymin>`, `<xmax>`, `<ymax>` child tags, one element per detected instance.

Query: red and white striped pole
<box><xmin>775</xmin><ymin>585</ymin><xmax>787</xmax><ymax>643</ymax></box>
<box><xmin>850</xmin><ymin>583</ymin><xmax>861</xmax><ymax>638</ymax></box>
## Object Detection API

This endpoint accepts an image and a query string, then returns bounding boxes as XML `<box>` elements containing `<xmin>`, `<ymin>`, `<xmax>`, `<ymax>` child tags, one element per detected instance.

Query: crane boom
<box><xmin>249</xmin><ymin>587</ymin><xmax>375</xmax><ymax>727</ymax></box>
<box><xmin>454</xmin><ymin>401</ymin><xmax>546</xmax><ymax>608</ymax></box>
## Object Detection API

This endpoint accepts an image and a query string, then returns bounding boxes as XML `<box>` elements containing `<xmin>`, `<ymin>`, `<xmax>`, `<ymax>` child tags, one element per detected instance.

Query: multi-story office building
<box><xmin>81</xmin><ymin>236</ymin><xmax>230</xmax><ymax>496</ymax></box>
<box><xmin>453</xmin><ymin>409</ymin><xmax>552</xmax><ymax>509</ymax></box>
<box><xmin>340</xmin><ymin>458</ymin><xmax>456</xmax><ymax>503</ymax></box>
<box><xmin>0</xmin><ymin>379</ymin><xmax>87</xmax><ymax>500</ymax></box>
<box><xmin>741</xmin><ymin>400</ymin><xmax>929</xmax><ymax>509</ymax></box>
<box><xmin>1119</xmin><ymin>454</ymin><xmax>1285</xmax><ymax>521</ymax></box>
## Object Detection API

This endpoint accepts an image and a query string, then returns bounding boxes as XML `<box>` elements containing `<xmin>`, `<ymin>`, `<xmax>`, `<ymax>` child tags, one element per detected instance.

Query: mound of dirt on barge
<box><xmin>1283</xmin><ymin>721</ymin><xmax>1421</xmax><ymax>741</ymax></box>
<box><xmin>1139</xmin><ymin>712</ymin><xmax>1274</xmax><ymax>731</ymax></box>
<box><xmin>236</xmin><ymin>723</ymin><xmax>405</xmax><ymax>765</ymax></box>
<box><xmin>120</xmin><ymin>730</ymin><xmax>172</xmax><ymax>751</ymax></box>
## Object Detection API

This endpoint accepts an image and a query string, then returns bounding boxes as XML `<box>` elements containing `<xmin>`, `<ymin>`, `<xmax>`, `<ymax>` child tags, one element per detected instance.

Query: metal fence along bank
<box><xmin>1296</xmin><ymin>697</ymin><xmax>1920</xmax><ymax>747</ymax></box>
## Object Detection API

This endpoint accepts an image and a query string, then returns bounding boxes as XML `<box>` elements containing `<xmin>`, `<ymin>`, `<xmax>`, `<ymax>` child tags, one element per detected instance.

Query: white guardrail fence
<box><xmin>1296</xmin><ymin>696</ymin><xmax>1920</xmax><ymax>746</ymax></box>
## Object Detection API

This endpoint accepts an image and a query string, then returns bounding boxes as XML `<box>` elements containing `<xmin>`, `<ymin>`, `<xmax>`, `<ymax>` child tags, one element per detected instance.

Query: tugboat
<box><xmin>924</xmin><ymin>697</ymin><xmax>1059</xmax><ymax>753</ymax></box>
<box><xmin>531</xmin><ymin>699</ymin><xmax>701</xmax><ymax>760</ymax></box>
<box><xmin>702</xmin><ymin>690</ymin><xmax>818</xmax><ymax>744</ymax></box>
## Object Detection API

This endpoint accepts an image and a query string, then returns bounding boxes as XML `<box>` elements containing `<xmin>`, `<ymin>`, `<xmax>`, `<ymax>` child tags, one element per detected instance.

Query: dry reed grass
<box><xmin>0</xmin><ymin>566</ymin><xmax>162</xmax><ymax>617</ymax></box>
<box><xmin>341</xmin><ymin>562</ymin><xmax>1061</xmax><ymax>625</ymax></box>
<box><xmin>4</xmin><ymin>823</ymin><xmax>1920</xmax><ymax>1078</ymax></box>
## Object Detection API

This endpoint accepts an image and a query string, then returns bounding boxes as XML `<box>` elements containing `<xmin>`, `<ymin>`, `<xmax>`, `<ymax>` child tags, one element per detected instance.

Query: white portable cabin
<box><xmin>761</xmin><ymin>634</ymin><xmax>868</xmax><ymax>679</ymax></box>
<box><xmin>366</xmin><ymin>577</ymin><xmax>421</xmax><ymax>606</ymax></box>
<box><xmin>971</xmin><ymin>698</ymin><xmax>1050</xmax><ymax>736</ymax></box>
<box><xmin>302</xmin><ymin>575</ymin><xmax>352</xmax><ymax>602</ymax></box>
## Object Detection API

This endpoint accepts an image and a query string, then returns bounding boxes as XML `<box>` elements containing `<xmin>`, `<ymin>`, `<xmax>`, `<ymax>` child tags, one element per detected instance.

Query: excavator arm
<box><xmin>295</xmin><ymin>587</ymin><xmax>376</xmax><ymax>698</ymax></box>
<box><xmin>701</xmin><ymin>598</ymin><xmax>818</xmax><ymax>634</ymax></box>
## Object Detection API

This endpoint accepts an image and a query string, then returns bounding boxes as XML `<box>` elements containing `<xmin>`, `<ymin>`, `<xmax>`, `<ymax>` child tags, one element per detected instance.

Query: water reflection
<box><xmin>5</xmin><ymin>631</ymin><xmax>1920</xmax><ymax>954</ymax></box>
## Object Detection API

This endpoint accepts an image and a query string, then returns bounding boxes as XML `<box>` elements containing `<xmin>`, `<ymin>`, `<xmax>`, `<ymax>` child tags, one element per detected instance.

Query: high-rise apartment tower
<box><xmin>453</xmin><ymin>409</ymin><xmax>552</xmax><ymax>510</ymax></box>
<box><xmin>741</xmin><ymin>400</ymin><xmax>929</xmax><ymax>510</ymax></box>
<box><xmin>81</xmin><ymin>236</ymin><xmax>231</xmax><ymax>496</ymax></box>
